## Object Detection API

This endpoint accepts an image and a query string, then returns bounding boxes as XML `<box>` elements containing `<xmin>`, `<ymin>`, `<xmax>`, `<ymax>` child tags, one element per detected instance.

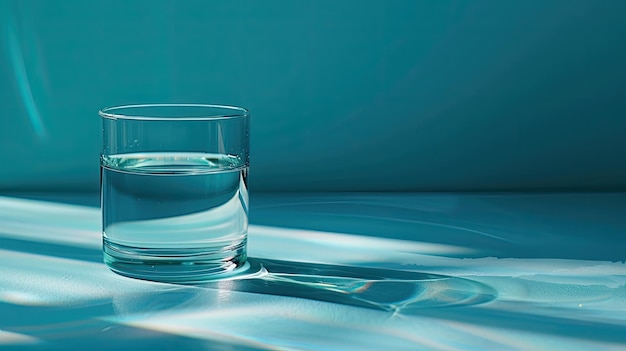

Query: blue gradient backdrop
<box><xmin>1</xmin><ymin>0</ymin><xmax>625</xmax><ymax>192</ymax></box>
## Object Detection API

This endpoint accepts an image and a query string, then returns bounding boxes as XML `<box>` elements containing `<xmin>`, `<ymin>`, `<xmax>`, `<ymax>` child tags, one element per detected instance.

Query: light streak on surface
<box><xmin>0</xmin><ymin>196</ymin><xmax>100</xmax><ymax>248</ymax></box>
<box><xmin>0</xmin><ymin>330</ymin><xmax>40</xmax><ymax>345</ymax></box>
<box><xmin>0</xmin><ymin>249</ymin><xmax>173</xmax><ymax>306</ymax></box>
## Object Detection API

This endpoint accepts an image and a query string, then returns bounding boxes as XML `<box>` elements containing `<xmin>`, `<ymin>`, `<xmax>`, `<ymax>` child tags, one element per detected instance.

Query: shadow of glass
<box><xmin>0</xmin><ymin>233</ymin><xmax>496</xmax><ymax>314</ymax></box>
<box><xmin>197</xmin><ymin>257</ymin><xmax>497</xmax><ymax>313</ymax></box>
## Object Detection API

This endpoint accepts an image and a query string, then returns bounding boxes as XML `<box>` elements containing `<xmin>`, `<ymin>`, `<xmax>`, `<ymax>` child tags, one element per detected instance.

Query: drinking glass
<box><xmin>99</xmin><ymin>104</ymin><xmax>249</xmax><ymax>283</ymax></box>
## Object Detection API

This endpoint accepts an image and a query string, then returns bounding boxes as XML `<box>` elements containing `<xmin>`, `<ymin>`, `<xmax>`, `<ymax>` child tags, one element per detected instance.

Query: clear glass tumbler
<box><xmin>99</xmin><ymin>104</ymin><xmax>249</xmax><ymax>283</ymax></box>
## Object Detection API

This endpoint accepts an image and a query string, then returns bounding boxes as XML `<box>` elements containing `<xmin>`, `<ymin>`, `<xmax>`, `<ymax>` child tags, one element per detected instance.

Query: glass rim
<box><xmin>99</xmin><ymin>103</ymin><xmax>249</xmax><ymax>121</ymax></box>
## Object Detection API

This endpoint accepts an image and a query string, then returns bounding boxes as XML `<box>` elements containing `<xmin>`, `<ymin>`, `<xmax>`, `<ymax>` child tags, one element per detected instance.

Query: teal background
<box><xmin>1</xmin><ymin>0</ymin><xmax>625</xmax><ymax>192</ymax></box>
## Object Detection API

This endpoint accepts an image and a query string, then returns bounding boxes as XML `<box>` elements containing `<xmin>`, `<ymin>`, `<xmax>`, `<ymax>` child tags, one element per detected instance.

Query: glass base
<box><xmin>103</xmin><ymin>238</ymin><xmax>247</xmax><ymax>284</ymax></box>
